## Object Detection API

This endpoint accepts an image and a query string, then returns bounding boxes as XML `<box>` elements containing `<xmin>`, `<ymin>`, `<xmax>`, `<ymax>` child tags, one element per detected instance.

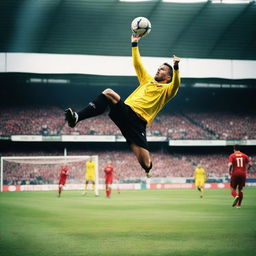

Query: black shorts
<box><xmin>109</xmin><ymin>100</ymin><xmax>148</xmax><ymax>150</ymax></box>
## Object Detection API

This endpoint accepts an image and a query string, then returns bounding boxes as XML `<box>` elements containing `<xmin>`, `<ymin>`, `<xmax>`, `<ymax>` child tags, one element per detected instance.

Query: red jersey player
<box><xmin>104</xmin><ymin>160</ymin><xmax>114</xmax><ymax>198</ymax></box>
<box><xmin>58</xmin><ymin>166</ymin><xmax>69</xmax><ymax>197</ymax></box>
<box><xmin>228</xmin><ymin>145</ymin><xmax>252</xmax><ymax>208</ymax></box>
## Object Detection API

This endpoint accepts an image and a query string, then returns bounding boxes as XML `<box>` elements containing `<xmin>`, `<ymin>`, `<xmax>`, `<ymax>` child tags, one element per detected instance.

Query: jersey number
<box><xmin>236</xmin><ymin>157</ymin><xmax>243</xmax><ymax>167</ymax></box>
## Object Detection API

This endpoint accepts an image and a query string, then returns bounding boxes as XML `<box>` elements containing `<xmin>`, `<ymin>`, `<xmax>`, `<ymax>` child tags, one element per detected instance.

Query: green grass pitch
<box><xmin>0</xmin><ymin>188</ymin><xmax>256</xmax><ymax>256</ymax></box>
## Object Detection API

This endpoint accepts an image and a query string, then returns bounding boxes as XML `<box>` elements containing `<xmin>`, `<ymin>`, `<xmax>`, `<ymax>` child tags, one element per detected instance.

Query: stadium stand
<box><xmin>185</xmin><ymin>111</ymin><xmax>256</xmax><ymax>140</ymax></box>
<box><xmin>1</xmin><ymin>106</ymin><xmax>255</xmax><ymax>140</ymax></box>
<box><xmin>0</xmin><ymin>106</ymin><xmax>64</xmax><ymax>136</ymax></box>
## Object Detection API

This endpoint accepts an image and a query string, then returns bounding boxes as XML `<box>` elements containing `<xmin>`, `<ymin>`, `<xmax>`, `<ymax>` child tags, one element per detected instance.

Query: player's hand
<box><xmin>173</xmin><ymin>55</ymin><xmax>180</xmax><ymax>65</ymax></box>
<box><xmin>131</xmin><ymin>34</ymin><xmax>141</xmax><ymax>43</ymax></box>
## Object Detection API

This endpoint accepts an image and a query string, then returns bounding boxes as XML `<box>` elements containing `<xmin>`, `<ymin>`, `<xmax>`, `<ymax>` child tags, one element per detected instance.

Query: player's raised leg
<box><xmin>65</xmin><ymin>89</ymin><xmax>120</xmax><ymax>128</ymax></box>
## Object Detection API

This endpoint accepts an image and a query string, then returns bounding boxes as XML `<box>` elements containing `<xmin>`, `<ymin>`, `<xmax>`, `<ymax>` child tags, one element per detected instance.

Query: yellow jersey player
<box><xmin>194</xmin><ymin>164</ymin><xmax>206</xmax><ymax>198</ymax></box>
<box><xmin>82</xmin><ymin>156</ymin><xmax>96</xmax><ymax>196</ymax></box>
<box><xmin>65</xmin><ymin>34</ymin><xmax>181</xmax><ymax>178</ymax></box>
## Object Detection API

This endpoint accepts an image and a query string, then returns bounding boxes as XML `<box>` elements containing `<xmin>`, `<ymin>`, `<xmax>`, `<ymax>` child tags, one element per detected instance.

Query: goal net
<box><xmin>0</xmin><ymin>155</ymin><xmax>99</xmax><ymax>195</ymax></box>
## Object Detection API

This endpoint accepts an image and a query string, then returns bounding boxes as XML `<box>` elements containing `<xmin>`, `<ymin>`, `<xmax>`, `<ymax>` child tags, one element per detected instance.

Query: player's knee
<box><xmin>102</xmin><ymin>88</ymin><xmax>115</xmax><ymax>96</ymax></box>
<box><xmin>102</xmin><ymin>88</ymin><xmax>120</xmax><ymax>103</ymax></box>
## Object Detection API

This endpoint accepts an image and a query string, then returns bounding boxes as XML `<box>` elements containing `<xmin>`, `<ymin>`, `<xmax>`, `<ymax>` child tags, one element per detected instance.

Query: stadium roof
<box><xmin>1</xmin><ymin>0</ymin><xmax>256</xmax><ymax>60</ymax></box>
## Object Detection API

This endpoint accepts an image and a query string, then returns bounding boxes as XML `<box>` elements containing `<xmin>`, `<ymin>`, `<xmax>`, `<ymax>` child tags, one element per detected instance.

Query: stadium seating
<box><xmin>186</xmin><ymin>111</ymin><xmax>256</xmax><ymax>140</ymax></box>
<box><xmin>1</xmin><ymin>106</ymin><xmax>255</xmax><ymax>140</ymax></box>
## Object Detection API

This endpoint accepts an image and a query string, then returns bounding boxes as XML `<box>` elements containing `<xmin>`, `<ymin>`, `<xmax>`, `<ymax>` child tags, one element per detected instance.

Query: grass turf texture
<box><xmin>0</xmin><ymin>188</ymin><xmax>256</xmax><ymax>256</ymax></box>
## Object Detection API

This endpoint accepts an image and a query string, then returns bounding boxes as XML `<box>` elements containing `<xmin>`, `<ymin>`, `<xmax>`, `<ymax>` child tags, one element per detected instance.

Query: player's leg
<box><xmin>195</xmin><ymin>180</ymin><xmax>201</xmax><ymax>191</ymax></box>
<box><xmin>236</xmin><ymin>177</ymin><xmax>245</xmax><ymax>208</ymax></box>
<box><xmin>102</xmin><ymin>88</ymin><xmax>120</xmax><ymax>104</ymax></box>
<box><xmin>83</xmin><ymin>180</ymin><xmax>89</xmax><ymax>195</ymax></box>
<box><xmin>200</xmin><ymin>185</ymin><xmax>204</xmax><ymax>198</ymax></box>
<box><xmin>231</xmin><ymin>184</ymin><xmax>239</xmax><ymax>207</ymax></box>
<box><xmin>231</xmin><ymin>189</ymin><xmax>239</xmax><ymax>207</ymax></box>
<box><xmin>65</xmin><ymin>89</ymin><xmax>120</xmax><ymax>127</ymax></box>
<box><xmin>92</xmin><ymin>181</ymin><xmax>96</xmax><ymax>195</ymax></box>
<box><xmin>230</xmin><ymin>175</ymin><xmax>239</xmax><ymax>206</ymax></box>
<box><xmin>231</xmin><ymin>188</ymin><xmax>237</xmax><ymax>198</ymax></box>
<box><xmin>130</xmin><ymin>143</ymin><xmax>152</xmax><ymax>177</ymax></box>
<box><xmin>58</xmin><ymin>184</ymin><xmax>63</xmax><ymax>197</ymax></box>
<box><xmin>107</xmin><ymin>184</ymin><xmax>112</xmax><ymax>198</ymax></box>
<box><xmin>199</xmin><ymin>180</ymin><xmax>204</xmax><ymax>198</ymax></box>
<box><xmin>195</xmin><ymin>180</ymin><xmax>200</xmax><ymax>193</ymax></box>
<box><xmin>236</xmin><ymin>189</ymin><xmax>243</xmax><ymax>208</ymax></box>
<box><xmin>195</xmin><ymin>180</ymin><xmax>203</xmax><ymax>198</ymax></box>
<box><xmin>108</xmin><ymin>179</ymin><xmax>114</xmax><ymax>197</ymax></box>
<box><xmin>106</xmin><ymin>183</ymin><xmax>110</xmax><ymax>198</ymax></box>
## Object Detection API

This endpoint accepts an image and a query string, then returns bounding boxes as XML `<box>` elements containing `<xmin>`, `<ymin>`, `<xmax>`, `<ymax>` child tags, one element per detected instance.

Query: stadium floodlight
<box><xmin>0</xmin><ymin>155</ymin><xmax>99</xmax><ymax>195</ymax></box>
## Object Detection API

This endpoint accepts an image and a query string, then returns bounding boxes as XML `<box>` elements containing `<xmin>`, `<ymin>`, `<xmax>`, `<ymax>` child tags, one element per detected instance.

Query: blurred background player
<box><xmin>58</xmin><ymin>165</ymin><xmax>69</xmax><ymax>197</ymax></box>
<box><xmin>228</xmin><ymin>145</ymin><xmax>252</xmax><ymax>208</ymax></box>
<box><xmin>82</xmin><ymin>156</ymin><xmax>96</xmax><ymax>196</ymax></box>
<box><xmin>194</xmin><ymin>163</ymin><xmax>206</xmax><ymax>198</ymax></box>
<box><xmin>65</xmin><ymin>34</ymin><xmax>181</xmax><ymax>178</ymax></box>
<box><xmin>104</xmin><ymin>160</ymin><xmax>114</xmax><ymax>198</ymax></box>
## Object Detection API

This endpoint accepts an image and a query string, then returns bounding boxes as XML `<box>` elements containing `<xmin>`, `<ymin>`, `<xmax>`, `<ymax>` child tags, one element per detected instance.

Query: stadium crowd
<box><xmin>1</xmin><ymin>106</ymin><xmax>255</xmax><ymax>140</ymax></box>
<box><xmin>186</xmin><ymin>112</ymin><xmax>256</xmax><ymax>140</ymax></box>
<box><xmin>0</xmin><ymin>107</ymin><xmax>64</xmax><ymax>136</ymax></box>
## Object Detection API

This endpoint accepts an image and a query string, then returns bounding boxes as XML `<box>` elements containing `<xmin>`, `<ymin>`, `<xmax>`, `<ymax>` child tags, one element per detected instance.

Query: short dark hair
<box><xmin>233</xmin><ymin>144</ymin><xmax>240</xmax><ymax>151</ymax></box>
<box><xmin>163</xmin><ymin>63</ymin><xmax>173</xmax><ymax>83</ymax></box>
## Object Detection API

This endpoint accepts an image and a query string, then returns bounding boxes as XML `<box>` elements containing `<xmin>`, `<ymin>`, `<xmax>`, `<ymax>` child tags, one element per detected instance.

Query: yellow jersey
<box><xmin>125</xmin><ymin>46</ymin><xmax>181</xmax><ymax>125</ymax></box>
<box><xmin>194</xmin><ymin>168</ymin><xmax>206</xmax><ymax>181</ymax></box>
<box><xmin>86</xmin><ymin>161</ymin><xmax>95</xmax><ymax>178</ymax></box>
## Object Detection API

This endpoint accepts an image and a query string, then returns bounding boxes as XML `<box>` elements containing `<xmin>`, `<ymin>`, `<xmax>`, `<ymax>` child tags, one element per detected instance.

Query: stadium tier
<box><xmin>1</xmin><ymin>106</ymin><xmax>255</xmax><ymax>140</ymax></box>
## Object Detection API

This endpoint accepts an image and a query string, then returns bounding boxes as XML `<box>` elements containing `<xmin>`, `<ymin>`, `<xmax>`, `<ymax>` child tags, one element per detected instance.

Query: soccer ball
<box><xmin>131</xmin><ymin>17</ymin><xmax>151</xmax><ymax>37</ymax></box>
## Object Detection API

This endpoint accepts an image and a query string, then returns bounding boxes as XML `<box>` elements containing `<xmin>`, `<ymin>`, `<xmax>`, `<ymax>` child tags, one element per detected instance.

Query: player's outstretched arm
<box><xmin>168</xmin><ymin>55</ymin><xmax>181</xmax><ymax>96</ymax></box>
<box><xmin>131</xmin><ymin>34</ymin><xmax>151</xmax><ymax>84</ymax></box>
<box><xmin>173</xmin><ymin>55</ymin><xmax>180</xmax><ymax>69</ymax></box>
<box><xmin>228</xmin><ymin>163</ymin><xmax>233</xmax><ymax>176</ymax></box>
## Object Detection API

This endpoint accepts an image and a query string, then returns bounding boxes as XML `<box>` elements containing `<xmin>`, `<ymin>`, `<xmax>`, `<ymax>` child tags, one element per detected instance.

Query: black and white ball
<box><xmin>131</xmin><ymin>17</ymin><xmax>151</xmax><ymax>37</ymax></box>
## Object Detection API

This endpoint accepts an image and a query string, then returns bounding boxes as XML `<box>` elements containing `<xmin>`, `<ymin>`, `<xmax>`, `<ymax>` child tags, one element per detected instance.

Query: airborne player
<box><xmin>65</xmin><ymin>34</ymin><xmax>181</xmax><ymax>178</ymax></box>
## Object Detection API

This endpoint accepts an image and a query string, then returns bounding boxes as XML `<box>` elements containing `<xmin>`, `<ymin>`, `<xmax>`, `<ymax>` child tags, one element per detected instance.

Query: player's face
<box><xmin>154</xmin><ymin>65</ymin><xmax>171</xmax><ymax>82</ymax></box>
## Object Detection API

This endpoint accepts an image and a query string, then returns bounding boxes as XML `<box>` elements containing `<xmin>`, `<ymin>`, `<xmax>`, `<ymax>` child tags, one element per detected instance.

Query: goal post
<box><xmin>0</xmin><ymin>155</ymin><xmax>99</xmax><ymax>195</ymax></box>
